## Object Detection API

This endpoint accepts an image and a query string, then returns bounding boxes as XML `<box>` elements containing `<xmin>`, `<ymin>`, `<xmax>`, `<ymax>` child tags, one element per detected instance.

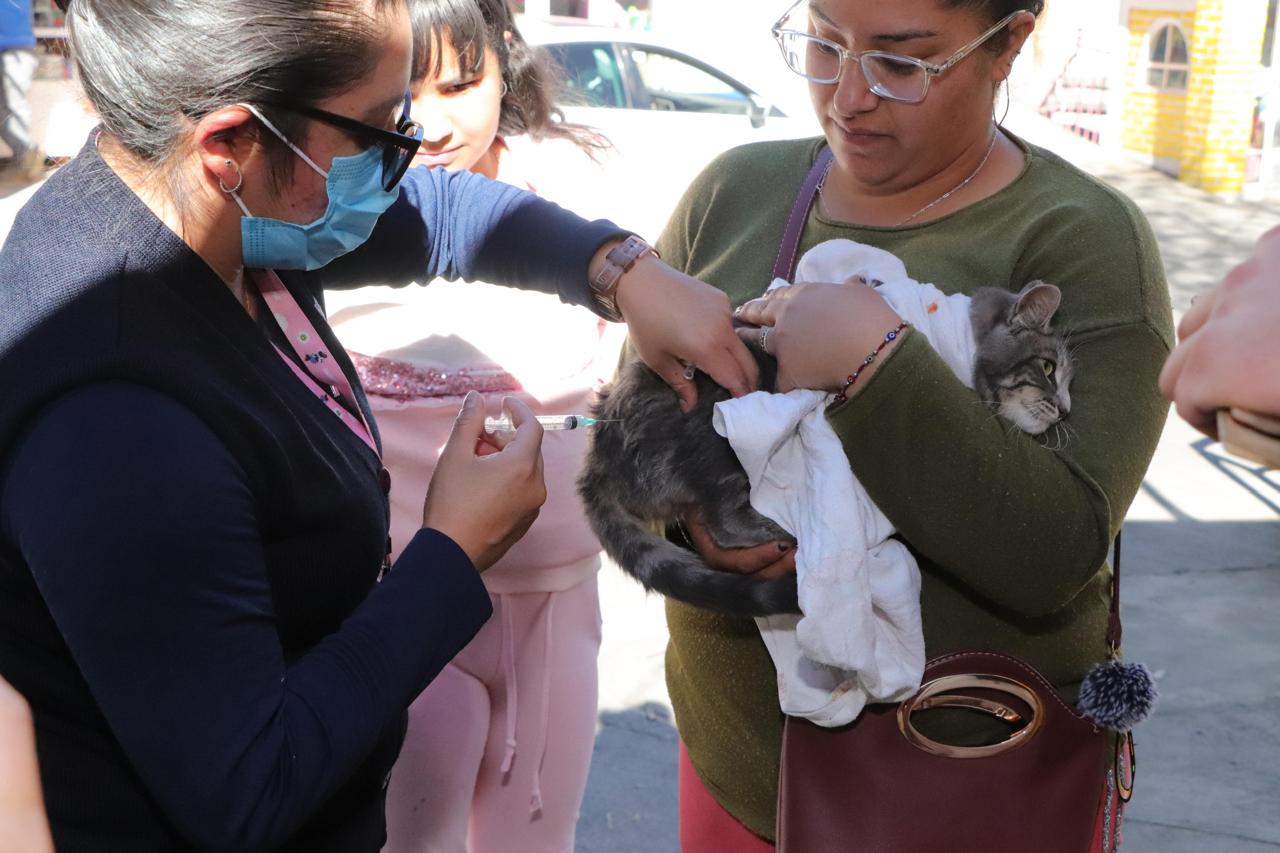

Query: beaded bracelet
<box><xmin>833</xmin><ymin>321</ymin><xmax>910</xmax><ymax>404</ymax></box>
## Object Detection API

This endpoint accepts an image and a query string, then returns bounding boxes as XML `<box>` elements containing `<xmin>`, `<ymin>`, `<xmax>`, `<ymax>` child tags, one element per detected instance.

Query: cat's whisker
<box><xmin>965</xmin><ymin>398</ymin><xmax>1005</xmax><ymax>428</ymax></box>
<box><xmin>1048</xmin><ymin>421</ymin><xmax>1077</xmax><ymax>452</ymax></box>
<box><xmin>1049</xmin><ymin>423</ymin><xmax>1067</xmax><ymax>452</ymax></box>
<box><xmin>971</xmin><ymin>399</ymin><xmax>1001</xmax><ymax>413</ymax></box>
<box><xmin>1060</xmin><ymin>421</ymin><xmax>1080</xmax><ymax>449</ymax></box>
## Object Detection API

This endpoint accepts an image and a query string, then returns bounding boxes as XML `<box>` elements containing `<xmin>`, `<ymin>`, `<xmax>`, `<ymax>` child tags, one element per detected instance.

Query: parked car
<box><xmin>525</xmin><ymin>19</ymin><xmax>790</xmax><ymax>121</ymax></box>
<box><xmin>519</xmin><ymin>18</ymin><xmax>819</xmax><ymax>235</ymax></box>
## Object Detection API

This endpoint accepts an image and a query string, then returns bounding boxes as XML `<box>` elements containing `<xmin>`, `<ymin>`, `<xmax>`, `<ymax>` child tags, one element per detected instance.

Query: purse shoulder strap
<box><xmin>770</xmin><ymin>143</ymin><xmax>1126</xmax><ymax>654</ymax></box>
<box><xmin>771</xmin><ymin>145</ymin><xmax>833</xmax><ymax>282</ymax></box>
<box><xmin>1108</xmin><ymin>531</ymin><xmax>1123</xmax><ymax>651</ymax></box>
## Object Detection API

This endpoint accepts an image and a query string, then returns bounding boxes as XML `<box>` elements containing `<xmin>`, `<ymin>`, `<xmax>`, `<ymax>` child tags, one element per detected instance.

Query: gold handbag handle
<box><xmin>896</xmin><ymin>673</ymin><xmax>1044</xmax><ymax>759</ymax></box>
<box><xmin>913</xmin><ymin>694</ymin><xmax>1025</xmax><ymax>723</ymax></box>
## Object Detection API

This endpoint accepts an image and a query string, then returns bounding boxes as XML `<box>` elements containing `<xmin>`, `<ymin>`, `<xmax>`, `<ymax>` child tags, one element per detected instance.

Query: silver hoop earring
<box><xmin>218</xmin><ymin>159</ymin><xmax>244</xmax><ymax>195</ymax></box>
<box><xmin>500</xmin><ymin>81</ymin><xmax>509</xmax><ymax>97</ymax></box>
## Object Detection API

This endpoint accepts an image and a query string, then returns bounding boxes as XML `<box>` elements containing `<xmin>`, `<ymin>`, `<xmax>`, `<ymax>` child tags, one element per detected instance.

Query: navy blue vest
<box><xmin>0</xmin><ymin>144</ymin><xmax>398</xmax><ymax>851</ymax></box>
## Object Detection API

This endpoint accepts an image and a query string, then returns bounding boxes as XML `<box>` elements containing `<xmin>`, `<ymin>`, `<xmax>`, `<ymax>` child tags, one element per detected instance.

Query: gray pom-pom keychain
<box><xmin>1077</xmin><ymin>532</ymin><xmax>1158</xmax><ymax>732</ymax></box>
<box><xmin>1078</xmin><ymin>658</ymin><xmax>1157</xmax><ymax>731</ymax></box>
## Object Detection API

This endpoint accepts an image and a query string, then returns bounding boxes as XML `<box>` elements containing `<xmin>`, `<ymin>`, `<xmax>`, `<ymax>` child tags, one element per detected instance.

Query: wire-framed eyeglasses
<box><xmin>269</xmin><ymin>93</ymin><xmax>425</xmax><ymax>191</ymax></box>
<box><xmin>771</xmin><ymin>1</ymin><xmax>1027</xmax><ymax>105</ymax></box>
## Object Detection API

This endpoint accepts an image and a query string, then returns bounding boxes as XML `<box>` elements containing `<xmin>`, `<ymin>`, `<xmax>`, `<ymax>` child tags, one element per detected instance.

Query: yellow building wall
<box><xmin>1121</xmin><ymin>2</ymin><xmax>1271</xmax><ymax>194</ymax></box>
<box><xmin>1121</xmin><ymin>8</ymin><xmax>1195</xmax><ymax>164</ymax></box>
<box><xmin>1178</xmin><ymin>0</ymin><xmax>1270</xmax><ymax>194</ymax></box>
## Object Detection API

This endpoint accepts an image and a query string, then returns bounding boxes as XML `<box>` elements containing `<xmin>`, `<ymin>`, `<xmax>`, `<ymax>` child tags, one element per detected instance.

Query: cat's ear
<box><xmin>1009</xmin><ymin>281</ymin><xmax>1061</xmax><ymax>331</ymax></box>
<box><xmin>969</xmin><ymin>287</ymin><xmax>1017</xmax><ymax>338</ymax></box>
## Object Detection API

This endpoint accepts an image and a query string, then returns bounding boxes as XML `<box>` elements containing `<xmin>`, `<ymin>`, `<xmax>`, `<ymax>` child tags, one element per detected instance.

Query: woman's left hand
<box><xmin>613</xmin><ymin>256</ymin><xmax>758</xmax><ymax>412</ymax></box>
<box><xmin>734</xmin><ymin>281</ymin><xmax>905</xmax><ymax>394</ymax></box>
<box><xmin>682</xmin><ymin>510</ymin><xmax>796</xmax><ymax>579</ymax></box>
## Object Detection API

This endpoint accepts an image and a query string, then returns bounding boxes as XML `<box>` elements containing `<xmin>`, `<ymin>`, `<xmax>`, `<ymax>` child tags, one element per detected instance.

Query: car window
<box><xmin>625</xmin><ymin>48</ymin><xmax>752</xmax><ymax>116</ymax></box>
<box><xmin>543</xmin><ymin>42</ymin><xmax>627</xmax><ymax>108</ymax></box>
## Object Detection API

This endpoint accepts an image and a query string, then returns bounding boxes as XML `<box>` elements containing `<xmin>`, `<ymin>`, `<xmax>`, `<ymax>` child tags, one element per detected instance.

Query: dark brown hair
<box><xmin>940</xmin><ymin>0</ymin><xmax>1044</xmax><ymax>51</ymax></box>
<box><xmin>408</xmin><ymin>0</ymin><xmax>606</xmax><ymax>154</ymax></box>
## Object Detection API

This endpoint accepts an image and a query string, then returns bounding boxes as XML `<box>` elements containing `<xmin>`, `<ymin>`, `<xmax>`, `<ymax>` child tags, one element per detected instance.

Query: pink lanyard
<box><xmin>250</xmin><ymin>269</ymin><xmax>379</xmax><ymax>457</ymax></box>
<box><xmin>251</xmin><ymin>269</ymin><xmax>394</xmax><ymax>575</ymax></box>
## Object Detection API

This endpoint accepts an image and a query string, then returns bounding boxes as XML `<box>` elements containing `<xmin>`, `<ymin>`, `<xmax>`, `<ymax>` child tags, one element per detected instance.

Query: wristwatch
<box><xmin>588</xmin><ymin>235</ymin><xmax>658</xmax><ymax>322</ymax></box>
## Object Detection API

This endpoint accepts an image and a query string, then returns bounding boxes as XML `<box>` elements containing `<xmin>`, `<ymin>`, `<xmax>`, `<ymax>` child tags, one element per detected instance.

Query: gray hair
<box><xmin>67</xmin><ymin>0</ymin><xmax>402</xmax><ymax>190</ymax></box>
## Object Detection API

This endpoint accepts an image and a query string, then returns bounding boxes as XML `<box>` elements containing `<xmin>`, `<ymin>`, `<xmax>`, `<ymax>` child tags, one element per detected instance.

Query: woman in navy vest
<box><xmin>0</xmin><ymin>0</ymin><xmax>759</xmax><ymax>850</ymax></box>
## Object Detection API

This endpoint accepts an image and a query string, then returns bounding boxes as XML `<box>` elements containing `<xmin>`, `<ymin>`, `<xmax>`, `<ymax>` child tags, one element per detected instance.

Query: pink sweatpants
<box><xmin>383</xmin><ymin>576</ymin><xmax>602</xmax><ymax>853</ymax></box>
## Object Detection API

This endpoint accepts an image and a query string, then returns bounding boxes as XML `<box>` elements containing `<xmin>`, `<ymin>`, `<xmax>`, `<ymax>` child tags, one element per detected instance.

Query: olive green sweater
<box><xmin>657</xmin><ymin>135</ymin><xmax>1173</xmax><ymax>840</ymax></box>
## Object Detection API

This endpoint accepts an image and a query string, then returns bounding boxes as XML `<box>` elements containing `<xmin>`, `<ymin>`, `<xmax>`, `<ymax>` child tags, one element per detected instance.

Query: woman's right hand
<box><xmin>682</xmin><ymin>509</ymin><xmax>796</xmax><ymax>579</ymax></box>
<box><xmin>422</xmin><ymin>393</ymin><xmax>546</xmax><ymax>572</ymax></box>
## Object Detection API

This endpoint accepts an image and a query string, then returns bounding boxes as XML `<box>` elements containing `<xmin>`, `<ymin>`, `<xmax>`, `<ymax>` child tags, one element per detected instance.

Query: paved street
<box><xmin>3</xmin><ymin>94</ymin><xmax>1277</xmax><ymax>851</ymax></box>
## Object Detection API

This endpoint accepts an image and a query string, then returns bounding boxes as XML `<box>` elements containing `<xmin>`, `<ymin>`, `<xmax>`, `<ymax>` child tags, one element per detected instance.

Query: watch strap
<box><xmin>589</xmin><ymin>235</ymin><xmax>657</xmax><ymax>321</ymax></box>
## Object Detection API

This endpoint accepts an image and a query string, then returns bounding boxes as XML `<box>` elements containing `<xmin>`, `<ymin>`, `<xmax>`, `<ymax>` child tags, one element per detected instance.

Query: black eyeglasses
<box><xmin>270</xmin><ymin>95</ymin><xmax>424</xmax><ymax>191</ymax></box>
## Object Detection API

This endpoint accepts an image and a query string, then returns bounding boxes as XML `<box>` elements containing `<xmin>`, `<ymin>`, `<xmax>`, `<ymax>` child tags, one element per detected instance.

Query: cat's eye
<box><xmin>1041</xmin><ymin>359</ymin><xmax>1056</xmax><ymax>378</ymax></box>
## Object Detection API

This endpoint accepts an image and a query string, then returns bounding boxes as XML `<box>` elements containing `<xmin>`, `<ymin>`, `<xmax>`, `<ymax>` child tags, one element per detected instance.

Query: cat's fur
<box><xmin>970</xmin><ymin>282</ymin><xmax>1074</xmax><ymax>435</ymax></box>
<box><xmin>578</xmin><ymin>281</ymin><xmax>1072</xmax><ymax>617</ymax></box>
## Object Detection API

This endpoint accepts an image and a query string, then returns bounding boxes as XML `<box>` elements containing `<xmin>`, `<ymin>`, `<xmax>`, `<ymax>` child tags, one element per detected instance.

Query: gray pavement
<box><xmin>3</xmin><ymin>93</ymin><xmax>1278</xmax><ymax>851</ymax></box>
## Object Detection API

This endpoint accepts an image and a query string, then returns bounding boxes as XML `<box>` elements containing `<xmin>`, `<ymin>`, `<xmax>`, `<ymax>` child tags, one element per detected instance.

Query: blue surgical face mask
<box><xmin>231</xmin><ymin>104</ymin><xmax>399</xmax><ymax>271</ymax></box>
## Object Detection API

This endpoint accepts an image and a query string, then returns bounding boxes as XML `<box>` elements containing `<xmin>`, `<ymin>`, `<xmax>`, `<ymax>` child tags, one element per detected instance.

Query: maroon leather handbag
<box><xmin>771</xmin><ymin>148</ymin><xmax>1132</xmax><ymax>853</ymax></box>
<box><xmin>776</xmin><ymin>648</ymin><xmax>1126</xmax><ymax>852</ymax></box>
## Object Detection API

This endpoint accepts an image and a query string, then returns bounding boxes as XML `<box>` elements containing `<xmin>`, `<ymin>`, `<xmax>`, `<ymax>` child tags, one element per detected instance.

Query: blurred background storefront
<box><xmin>8</xmin><ymin>0</ymin><xmax>1280</xmax><ymax>202</ymax></box>
<box><xmin>518</xmin><ymin>0</ymin><xmax>1279</xmax><ymax>201</ymax></box>
<box><xmin>1015</xmin><ymin>0</ymin><xmax>1277</xmax><ymax>200</ymax></box>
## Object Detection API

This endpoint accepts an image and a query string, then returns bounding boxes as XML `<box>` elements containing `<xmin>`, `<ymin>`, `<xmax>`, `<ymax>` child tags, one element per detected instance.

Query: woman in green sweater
<box><xmin>661</xmin><ymin>0</ymin><xmax>1173</xmax><ymax>849</ymax></box>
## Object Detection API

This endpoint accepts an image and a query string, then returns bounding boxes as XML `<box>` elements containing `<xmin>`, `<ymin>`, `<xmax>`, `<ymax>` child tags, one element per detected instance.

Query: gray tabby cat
<box><xmin>578</xmin><ymin>281</ymin><xmax>1072</xmax><ymax>617</ymax></box>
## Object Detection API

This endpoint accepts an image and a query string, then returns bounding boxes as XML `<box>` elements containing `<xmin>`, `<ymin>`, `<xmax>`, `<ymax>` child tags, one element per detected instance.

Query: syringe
<box><xmin>483</xmin><ymin>414</ymin><xmax>610</xmax><ymax>432</ymax></box>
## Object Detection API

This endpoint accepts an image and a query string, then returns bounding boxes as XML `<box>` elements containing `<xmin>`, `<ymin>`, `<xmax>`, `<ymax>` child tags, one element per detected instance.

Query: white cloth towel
<box><xmin>712</xmin><ymin>239</ymin><xmax>976</xmax><ymax>727</ymax></box>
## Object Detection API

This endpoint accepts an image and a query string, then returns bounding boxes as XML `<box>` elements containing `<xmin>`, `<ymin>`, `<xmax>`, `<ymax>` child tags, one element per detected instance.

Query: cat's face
<box><xmin>970</xmin><ymin>282</ymin><xmax>1073</xmax><ymax>436</ymax></box>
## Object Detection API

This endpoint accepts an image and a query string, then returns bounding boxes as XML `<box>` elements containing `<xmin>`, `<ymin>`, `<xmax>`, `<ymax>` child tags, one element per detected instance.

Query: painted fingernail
<box><xmin>463</xmin><ymin>391</ymin><xmax>479</xmax><ymax>412</ymax></box>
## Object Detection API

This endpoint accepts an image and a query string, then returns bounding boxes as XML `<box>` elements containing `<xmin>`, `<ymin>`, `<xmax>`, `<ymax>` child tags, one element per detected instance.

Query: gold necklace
<box><xmin>818</xmin><ymin>127</ymin><xmax>1000</xmax><ymax>227</ymax></box>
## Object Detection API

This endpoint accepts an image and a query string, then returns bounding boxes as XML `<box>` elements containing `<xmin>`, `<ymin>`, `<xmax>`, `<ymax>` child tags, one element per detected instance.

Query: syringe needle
<box><xmin>483</xmin><ymin>415</ymin><xmax>615</xmax><ymax>432</ymax></box>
